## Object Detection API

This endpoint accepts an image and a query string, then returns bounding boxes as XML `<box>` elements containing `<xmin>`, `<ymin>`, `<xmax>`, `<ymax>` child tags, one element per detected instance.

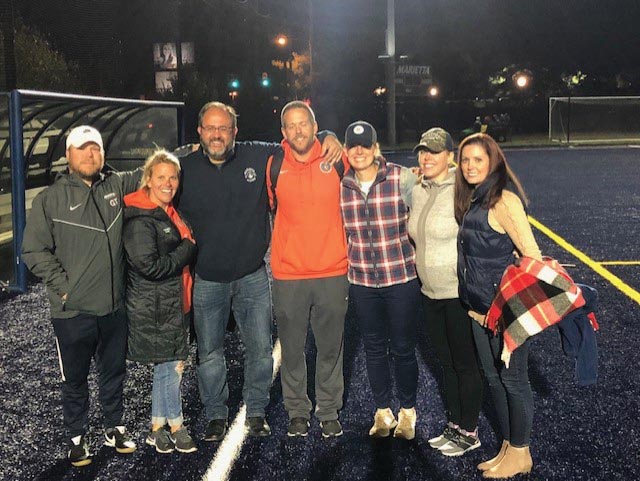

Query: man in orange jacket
<box><xmin>267</xmin><ymin>101</ymin><xmax>349</xmax><ymax>438</ymax></box>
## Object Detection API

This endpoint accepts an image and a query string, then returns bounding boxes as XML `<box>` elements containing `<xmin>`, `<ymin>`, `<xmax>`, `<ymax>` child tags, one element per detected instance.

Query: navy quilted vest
<box><xmin>457</xmin><ymin>177</ymin><xmax>516</xmax><ymax>313</ymax></box>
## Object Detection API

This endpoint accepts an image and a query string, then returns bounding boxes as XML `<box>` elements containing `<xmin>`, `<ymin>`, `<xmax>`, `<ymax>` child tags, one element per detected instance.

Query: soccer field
<box><xmin>1</xmin><ymin>146</ymin><xmax>638</xmax><ymax>481</ymax></box>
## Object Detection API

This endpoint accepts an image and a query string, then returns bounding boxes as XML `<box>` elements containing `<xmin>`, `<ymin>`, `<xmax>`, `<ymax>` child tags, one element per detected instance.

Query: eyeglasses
<box><xmin>201</xmin><ymin>125</ymin><xmax>234</xmax><ymax>134</ymax></box>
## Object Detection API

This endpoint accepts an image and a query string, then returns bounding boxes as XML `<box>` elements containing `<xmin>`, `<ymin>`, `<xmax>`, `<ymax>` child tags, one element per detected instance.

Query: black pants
<box><xmin>52</xmin><ymin>308</ymin><xmax>127</xmax><ymax>437</ymax></box>
<box><xmin>472</xmin><ymin>322</ymin><xmax>533</xmax><ymax>447</ymax></box>
<box><xmin>422</xmin><ymin>296</ymin><xmax>483</xmax><ymax>432</ymax></box>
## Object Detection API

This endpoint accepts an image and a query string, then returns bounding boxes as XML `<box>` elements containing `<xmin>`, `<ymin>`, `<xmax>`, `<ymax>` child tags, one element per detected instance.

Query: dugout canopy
<box><xmin>0</xmin><ymin>90</ymin><xmax>184</xmax><ymax>294</ymax></box>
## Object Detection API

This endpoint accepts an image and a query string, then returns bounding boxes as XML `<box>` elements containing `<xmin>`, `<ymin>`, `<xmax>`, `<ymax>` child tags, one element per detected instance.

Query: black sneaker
<box><xmin>440</xmin><ymin>430</ymin><xmax>481</xmax><ymax>457</ymax></box>
<box><xmin>428</xmin><ymin>425</ymin><xmax>458</xmax><ymax>449</ymax></box>
<box><xmin>68</xmin><ymin>435</ymin><xmax>92</xmax><ymax>467</ymax></box>
<box><xmin>245</xmin><ymin>416</ymin><xmax>271</xmax><ymax>437</ymax></box>
<box><xmin>170</xmin><ymin>427</ymin><xmax>198</xmax><ymax>453</ymax></box>
<box><xmin>145</xmin><ymin>428</ymin><xmax>174</xmax><ymax>454</ymax></box>
<box><xmin>320</xmin><ymin>419</ymin><xmax>343</xmax><ymax>438</ymax></box>
<box><xmin>287</xmin><ymin>417</ymin><xmax>310</xmax><ymax>437</ymax></box>
<box><xmin>104</xmin><ymin>426</ymin><xmax>137</xmax><ymax>454</ymax></box>
<box><xmin>204</xmin><ymin>419</ymin><xmax>227</xmax><ymax>442</ymax></box>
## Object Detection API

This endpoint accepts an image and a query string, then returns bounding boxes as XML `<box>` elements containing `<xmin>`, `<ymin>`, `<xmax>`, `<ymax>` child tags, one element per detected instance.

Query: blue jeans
<box><xmin>151</xmin><ymin>361</ymin><xmax>184</xmax><ymax>428</ymax></box>
<box><xmin>349</xmin><ymin>279</ymin><xmax>420</xmax><ymax>409</ymax></box>
<box><xmin>472</xmin><ymin>322</ymin><xmax>533</xmax><ymax>447</ymax></box>
<box><xmin>193</xmin><ymin>266</ymin><xmax>273</xmax><ymax>420</ymax></box>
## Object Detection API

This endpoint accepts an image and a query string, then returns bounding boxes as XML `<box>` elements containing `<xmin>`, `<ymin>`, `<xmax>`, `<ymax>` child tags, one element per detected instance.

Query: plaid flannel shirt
<box><xmin>340</xmin><ymin>159</ymin><xmax>416</xmax><ymax>288</ymax></box>
<box><xmin>486</xmin><ymin>256</ymin><xmax>598</xmax><ymax>366</ymax></box>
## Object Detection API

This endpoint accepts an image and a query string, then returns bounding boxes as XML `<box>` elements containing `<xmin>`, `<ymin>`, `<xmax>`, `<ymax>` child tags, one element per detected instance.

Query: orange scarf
<box><xmin>165</xmin><ymin>204</ymin><xmax>194</xmax><ymax>313</ymax></box>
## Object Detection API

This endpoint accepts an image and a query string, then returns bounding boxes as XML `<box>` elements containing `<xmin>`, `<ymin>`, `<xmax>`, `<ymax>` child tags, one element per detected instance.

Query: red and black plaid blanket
<box><xmin>486</xmin><ymin>256</ymin><xmax>586</xmax><ymax>367</ymax></box>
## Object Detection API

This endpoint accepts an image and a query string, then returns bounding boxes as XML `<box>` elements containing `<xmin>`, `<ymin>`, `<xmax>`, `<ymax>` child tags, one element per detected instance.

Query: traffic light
<box><xmin>261</xmin><ymin>72</ymin><xmax>270</xmax><ymax>88</ymax></box>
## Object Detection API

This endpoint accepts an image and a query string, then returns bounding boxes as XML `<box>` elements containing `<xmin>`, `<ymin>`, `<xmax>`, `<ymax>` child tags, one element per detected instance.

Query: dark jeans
<box><xmin>52</xmin><ymin>308</ymin><xmax>128</xmax><ymax>437</ymax></box>
<box><xmin>472</xmin><ymin>322</ymin><xmax>533</xmax><ymax>447</ymax></box>
<box><xmin>422</xmin><ymin>296</ymin><xmax>483</xmax><ymax>432</ymax></box>
<box><xmin>350</xmin><ymin>279</ymin><xmax>420</xmax><ymax>409</ymax></box>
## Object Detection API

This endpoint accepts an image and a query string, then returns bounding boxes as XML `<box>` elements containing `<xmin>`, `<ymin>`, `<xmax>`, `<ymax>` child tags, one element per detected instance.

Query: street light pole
<box><xmin>385</xmin><ymin>0</ymin><xmax>396</xmax><ymax>146</ymax></box>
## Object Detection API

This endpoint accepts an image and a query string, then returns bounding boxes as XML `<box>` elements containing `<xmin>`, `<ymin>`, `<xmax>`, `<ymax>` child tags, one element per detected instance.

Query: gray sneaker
<box><xmin>287</xmin><ymin>417</ymin><xmax>310</xmax><ymax>437</ymax></box>
<box><xmin>170</xmin><ymin>427</ymin><xmax>198</xmax><ymax>453</ymax></box>
<box><xmin>146</xmin><ymin>428</ymin><xmax>174</xmax><ymax>454</ymax></box>
<box><xmin>440</xmin><ymin>431</ymin><xmax>481</xmax><ymax>457</ymax></box>
<box><xmin>320</xmin><ymin>419</ymin><xmax>343</xmax><ymax>438</ymax></box>
<box><xmin>428</xmin><ymin>425</ymin><xmax>458</xmax><ymax>449</ymax></box>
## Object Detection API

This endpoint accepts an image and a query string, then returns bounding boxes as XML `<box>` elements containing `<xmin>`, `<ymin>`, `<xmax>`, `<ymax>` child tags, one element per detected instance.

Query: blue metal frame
<box><xmin>4</xmin><ymin>89</ymin><xmax>184</xmax><ymax>294</ymax></box>
<box><xmin>9</xmin><ymin>90</ymin><xmax>26</xmax><ymax>293</ymax></box>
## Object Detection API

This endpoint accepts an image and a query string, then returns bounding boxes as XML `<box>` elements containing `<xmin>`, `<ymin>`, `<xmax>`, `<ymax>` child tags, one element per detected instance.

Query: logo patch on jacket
<box><xmin>163</xmin><ymin>227</ymin><xmax>172</xmax><ymax>234</ymax></box>
<box><xmin>319</xmin><ymin>161</ymin><xmax>332</xmax><ymax>174</ymax></box>
<box><xmin>244</xmin><ymin>168</ymin><xmax>257</xmax><ymax>182</ymax></box>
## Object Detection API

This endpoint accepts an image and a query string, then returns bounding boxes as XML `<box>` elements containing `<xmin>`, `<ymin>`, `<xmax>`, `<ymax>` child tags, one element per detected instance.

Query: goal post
<box><xmin>549</xmin><ymin>96</ymin><xmax>640</xmax><ymax>144</ymax></box>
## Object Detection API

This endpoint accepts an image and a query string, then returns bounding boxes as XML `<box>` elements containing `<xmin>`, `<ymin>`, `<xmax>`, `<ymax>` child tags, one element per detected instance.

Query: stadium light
<box><xmin>275</xmin><ymin>34</ymin><xmax>288</xmax><ymax>47</ymax></box>
<box><xmin>428</xmin><ymin>85</ymin><xmax>439</xmax><ymax>97</ymax></box>
<box><xmin>373</xmin><ymin>86</ymin><xmax>387</xmax><ymax>96</ymax></box>
<box><xmin>513</xmin><ymin>70</ymin><xmax>532</xmax><ymax>89</ymax></box>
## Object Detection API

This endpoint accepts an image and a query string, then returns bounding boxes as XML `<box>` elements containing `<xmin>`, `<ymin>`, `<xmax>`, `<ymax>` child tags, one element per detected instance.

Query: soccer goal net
<box><xmin>548</xmin><ymin>96</ymin><xmax>640</xmax><ymax>143</ymax></box>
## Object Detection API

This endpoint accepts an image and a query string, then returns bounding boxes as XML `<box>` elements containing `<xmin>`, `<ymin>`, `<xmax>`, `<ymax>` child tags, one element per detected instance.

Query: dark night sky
<box><xmin>10</xmin><ymin>0</ymin><xmax>640</xmax><ymax>135</ymax></box>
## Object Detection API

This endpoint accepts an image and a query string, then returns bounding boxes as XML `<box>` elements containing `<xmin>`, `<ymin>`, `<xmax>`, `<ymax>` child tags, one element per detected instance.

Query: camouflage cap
<box><xmin>413</xmin><ymin>127</ymin><xmax>454</xmax><ymax>153</ymax></box>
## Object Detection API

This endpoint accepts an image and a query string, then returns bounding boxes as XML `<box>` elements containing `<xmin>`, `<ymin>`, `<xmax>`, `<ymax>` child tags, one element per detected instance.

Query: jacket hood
<box><xmin>124</xmin><ymin>189</ymin><xmax>167</xmax><ymax>219</ymax></box>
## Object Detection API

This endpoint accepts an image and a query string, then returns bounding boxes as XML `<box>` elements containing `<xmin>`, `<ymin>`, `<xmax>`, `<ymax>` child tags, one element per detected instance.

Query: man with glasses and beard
<box><xmin>176</xmin><ymin>101</ymin><xmax>342</xmax><ymax>441</ymax></box>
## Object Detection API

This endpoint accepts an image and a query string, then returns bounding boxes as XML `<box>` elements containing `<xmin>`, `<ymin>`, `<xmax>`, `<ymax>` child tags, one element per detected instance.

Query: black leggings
<box><xmin>422</xmin><ymin>296</ymin><xmax>483</xmax><ymax>432</ymax></box>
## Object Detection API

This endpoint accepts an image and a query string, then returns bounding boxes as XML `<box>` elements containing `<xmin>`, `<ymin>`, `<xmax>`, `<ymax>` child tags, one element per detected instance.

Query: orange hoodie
<box><xmin>267</xmin><ymin>139</ymin><xmax>348</xmax><ymax>280</ymax></box>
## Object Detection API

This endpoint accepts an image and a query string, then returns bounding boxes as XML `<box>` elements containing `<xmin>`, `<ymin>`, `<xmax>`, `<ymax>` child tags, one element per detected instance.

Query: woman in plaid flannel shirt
<box><xmin>455</xmin><ymin>133</ymin><xmax>542</xmax><ymax>479</ymax></box>
<box><xmin>340</xmin><ymin>121</ymin><xmax>420</xmax><ymax>440</ymax></box>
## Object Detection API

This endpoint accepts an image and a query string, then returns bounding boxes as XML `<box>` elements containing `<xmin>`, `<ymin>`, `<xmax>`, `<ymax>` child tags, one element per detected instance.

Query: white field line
<box><xmin>202</xmin><ymin>338</ymin><xmax>283</xmax><ymax>481</ymax></box>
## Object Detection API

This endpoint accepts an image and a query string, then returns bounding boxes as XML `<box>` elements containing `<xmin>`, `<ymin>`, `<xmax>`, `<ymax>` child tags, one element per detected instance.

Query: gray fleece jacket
<box><xmin>408</xmin><ymin>169</ymin><xmax>459</xmax><ymax>299</ymax></box>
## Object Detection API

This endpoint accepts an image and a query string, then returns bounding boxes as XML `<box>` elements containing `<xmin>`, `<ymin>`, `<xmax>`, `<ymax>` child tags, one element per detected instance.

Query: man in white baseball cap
<box><xmin>64</xmin><ymin>125</ymin><xmax>105</xmax><ymax>186</ymax></box>
<box><xmin>22</xmin><ymin>124</ymin><xmax>141</xmax><ymax>466</ymax></box>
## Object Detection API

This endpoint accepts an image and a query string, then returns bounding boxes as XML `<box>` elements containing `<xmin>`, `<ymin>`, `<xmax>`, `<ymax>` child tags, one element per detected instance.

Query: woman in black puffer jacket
<box><xmin>123</xmin><ymin>150</ymin><xmax>197</xmax><ymax>454</ymax></box>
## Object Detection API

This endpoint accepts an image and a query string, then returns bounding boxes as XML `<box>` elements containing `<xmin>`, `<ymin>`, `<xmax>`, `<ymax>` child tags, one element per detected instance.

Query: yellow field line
<box><xmin>528</xmin><ymin>215</ymin><xmax>640</xmax><ymax>305</ymax></box>
<box><xmin>599</xmin><ymin>261</ymin><xmax>640</xmax><ymax>266</ymax></box>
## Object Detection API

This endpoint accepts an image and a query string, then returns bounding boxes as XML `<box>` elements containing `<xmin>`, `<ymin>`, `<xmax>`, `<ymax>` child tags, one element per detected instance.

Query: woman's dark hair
<box><xmin>454</xmin><ymin>133</ymin><xmax>528</xmax><ymax>224</ymax></box>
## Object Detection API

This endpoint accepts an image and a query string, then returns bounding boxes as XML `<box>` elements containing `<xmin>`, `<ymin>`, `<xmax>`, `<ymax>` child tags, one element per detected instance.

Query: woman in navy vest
<box><xmin>454</xmin><ymin>134</ymin><xmax>542</xmax><ymax>478</ymax></box>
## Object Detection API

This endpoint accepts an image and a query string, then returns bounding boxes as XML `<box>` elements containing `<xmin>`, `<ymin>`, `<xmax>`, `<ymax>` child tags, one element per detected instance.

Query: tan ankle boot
<box><xmin>483</xmin><ymin>445</ymin><xmax>533</xmax><ymax>478</ymax></box>
<box><xmin>393</xmin><ymin>407</ymin><xmax>416</xmax><ymax>440</ymax></box>
<box><xmin>369</xmin><ymin>408</ymin><xmax>398</xmax><ymax>438</ymax></box>
<box><xmin>478</xmin><ymin>440</ymin><xmax>510</xmax><ymax>471</ymax></box>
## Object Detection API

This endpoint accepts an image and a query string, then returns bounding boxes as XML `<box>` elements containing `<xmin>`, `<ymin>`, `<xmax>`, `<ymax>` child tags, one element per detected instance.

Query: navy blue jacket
<box><xmin>177</xmin><ymin>142</ymin><xmax>278</xmax><ymax>282</ymax></box>
<box><xmin>558</xmin><ymin>284</ymin><xmax>599</xmax><ymax>386</ymax></box>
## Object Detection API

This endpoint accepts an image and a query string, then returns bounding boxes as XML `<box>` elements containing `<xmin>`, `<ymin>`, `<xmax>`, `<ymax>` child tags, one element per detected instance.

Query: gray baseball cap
<box><xmin>413</xmin><ymin>127</ymin><xmax>454</xmax><ymax>153</ymax></box>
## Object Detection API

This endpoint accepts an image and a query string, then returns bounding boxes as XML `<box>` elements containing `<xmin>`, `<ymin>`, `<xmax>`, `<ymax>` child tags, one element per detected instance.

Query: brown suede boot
<box><xmin>478</xmin><ymin>440</ymin><xmax>510</xmax><ymax>471</ymax></box>
<box><xmin>368</xmin><ymin>408</ymin><xmax>398</xmax><ymax>438</ymax></box>
<box><xmin>393</xmin><ymin>407</ymin><xmax>416</xmax><ymax>440</ymax></box>
<box><xmin>483</xmin><ymin>445</ymin><xmax>533</xmax><ymax>478</ymax></box>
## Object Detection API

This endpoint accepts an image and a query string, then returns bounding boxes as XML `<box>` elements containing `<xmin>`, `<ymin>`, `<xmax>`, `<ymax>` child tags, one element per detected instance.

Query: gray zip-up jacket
<box><xmin>22</xmin><ymin>168</ymin><xmax>142</xmax><ymax>319</ymax></box>
<box><xmin>408</xmin><ymin>169</ymin><xmax>459</xmax><ymax>299</ymax></box>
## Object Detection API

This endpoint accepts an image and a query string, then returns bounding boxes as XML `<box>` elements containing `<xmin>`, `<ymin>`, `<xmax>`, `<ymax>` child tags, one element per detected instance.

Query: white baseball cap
<box><xmin>66</xmin><ymin>125</ymin><xmax>104</xmax><ymax>151</ymax></box>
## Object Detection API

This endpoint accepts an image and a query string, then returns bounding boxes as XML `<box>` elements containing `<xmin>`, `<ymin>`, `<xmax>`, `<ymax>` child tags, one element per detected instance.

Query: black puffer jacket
<box><xmin>123</xmin><ymin>198</ymin><xmax>197</xmax><ymax>363</ymax></box>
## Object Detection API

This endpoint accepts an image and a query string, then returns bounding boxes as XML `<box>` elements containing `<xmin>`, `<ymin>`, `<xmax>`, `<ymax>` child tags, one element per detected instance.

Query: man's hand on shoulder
<box><xmin>320</xmin><ymin>134</ymin><xmax>343</xmax><ymax>165</ymax></box>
